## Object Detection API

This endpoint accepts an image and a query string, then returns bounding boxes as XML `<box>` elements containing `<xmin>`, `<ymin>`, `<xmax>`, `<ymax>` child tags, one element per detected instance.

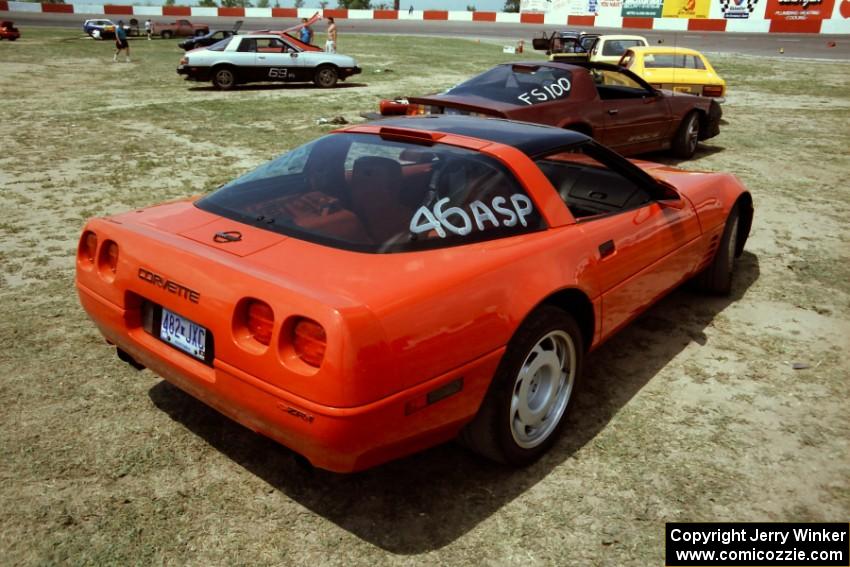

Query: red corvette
<box><xmin>76</xmin><ymin>117</ymin><xmax>752</xmax><ymax>472</ymax></box>
<box><xmin>377</xmin><ymin>61</ymin><xmax>722</xmax><ymax>159</ymax></box>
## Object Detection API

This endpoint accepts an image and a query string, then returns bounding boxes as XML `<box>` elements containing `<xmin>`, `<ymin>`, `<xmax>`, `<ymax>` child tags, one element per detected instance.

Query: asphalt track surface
<box><xmin>5</xmin><ymin>12</ymin><xmax>849</xmax><ymax>59</ymax></box>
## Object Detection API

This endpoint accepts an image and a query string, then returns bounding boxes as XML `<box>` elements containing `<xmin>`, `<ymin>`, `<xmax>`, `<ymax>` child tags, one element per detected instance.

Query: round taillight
<box><xmin>100</xmin><ymin>240</ymin><xmax>119</xmax><ymax>273</ymax></box>
<box><xmin>78</xmin><ymin>230</ymin><xmax>97</xmax><ymax>269</ymax></box>
<box><xmin>292</xmin><ymin>318</ymin><xmax>326</xmax><ymax>368</ymax></box>
<box><xmin>96</xmin><ymin>239</ymin><xmax>119</xmax><ymax>282</ymax></box>
<box><xmin>246</xmin><ymin>300</ymin><xmax>274</xmax><ymax>346</ymax></box>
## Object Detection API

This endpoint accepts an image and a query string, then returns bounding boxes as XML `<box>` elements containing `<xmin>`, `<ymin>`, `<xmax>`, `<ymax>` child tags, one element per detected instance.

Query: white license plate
<box><xmin>160</xmin><ymin>308</ymin><xmax>207</xmax><ymax>360</ymax></box>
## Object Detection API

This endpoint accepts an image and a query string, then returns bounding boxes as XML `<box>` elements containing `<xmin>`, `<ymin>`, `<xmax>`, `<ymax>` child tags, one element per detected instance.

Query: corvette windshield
<box><xmin>443</xmin><ymin>64</ymin><xmax>573</xmax><ymax>106</ymax></box>
<box><xmin>196</xmin><ymin>133</ymin><xmax>545</xmax><ymax>253</ymax></box>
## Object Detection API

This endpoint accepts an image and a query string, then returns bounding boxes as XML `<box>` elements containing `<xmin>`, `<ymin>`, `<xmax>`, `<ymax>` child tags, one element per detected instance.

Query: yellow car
<box><xmin>618</xmin><ymin>46</ymin><xmax>726</xmax><ymax>102</ymax></box>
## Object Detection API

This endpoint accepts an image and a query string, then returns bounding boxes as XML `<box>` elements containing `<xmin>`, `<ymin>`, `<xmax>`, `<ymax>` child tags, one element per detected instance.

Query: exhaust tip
<box><xmin>116</xmin><ymin>348</ymin><xmax>145</xmax><ymax>371</ymax></box>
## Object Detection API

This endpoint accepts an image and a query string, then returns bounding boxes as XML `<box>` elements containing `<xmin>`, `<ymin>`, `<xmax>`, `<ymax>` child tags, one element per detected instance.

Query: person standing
<box><xmin>113</xmin><ymin>20</ymin><xmax>130</xmax><ymax>62</ymax></box>
<box><xmin>144</xmin><ymin>19</ymin><xmax>152</xmax><ymax>41</ymax></box>
<box><xmin>299</xmin><ymin>17</ymin><xmax>313</xmax><ymax>45</ymax></box>
<box><xmin>325</xmin><ymin>17</ymin><xmax>337</xmax><ymax>54</ymax></box>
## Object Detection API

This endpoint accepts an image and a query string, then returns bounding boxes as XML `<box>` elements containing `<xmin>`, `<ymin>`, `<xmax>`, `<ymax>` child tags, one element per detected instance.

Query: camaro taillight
<box><xmin>703</xmin><ymin>85</ymin><xmax>724</xmax><ymax>97</ymax></box>
<box><xmin>406</xmin><ymin>104</ymin><xmax>428</xmax><ymax>116</ymax></box>
<box><xmin>247</xmin><ymin>300</ymin><xmax>274</xmax><ymax>346</ymax></box>
<box><xmin>379</xmin><ymin>98</ymin><xmax>409</xmax><ymax>115</ymax></box>
<box><xmin>292</xmin><ymin>318</ymin><xmax>326</xmax><ymax>368</ymax></box>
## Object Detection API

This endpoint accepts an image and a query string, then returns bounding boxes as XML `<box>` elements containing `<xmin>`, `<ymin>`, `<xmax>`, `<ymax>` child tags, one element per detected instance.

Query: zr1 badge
<box><xmin>269</xmin><ymin>68</ymin><xmax>288</xmax><ymax>79</ymax></box>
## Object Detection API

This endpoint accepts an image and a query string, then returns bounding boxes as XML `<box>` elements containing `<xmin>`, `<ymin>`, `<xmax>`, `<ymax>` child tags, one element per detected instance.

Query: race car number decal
<box><xmin>409</xmin><ymin>195</ymin><xmax>534</xmax><ymax>238</ymax></box>
<box><xmin>269</xmin><ymin>68</ymin><xmax>288</xmax><ymax>79</ymax></box>
<box><xmin>516</xmin><ymin>77</ymin><xmax>572</xmax><ymax>106</ymax></box>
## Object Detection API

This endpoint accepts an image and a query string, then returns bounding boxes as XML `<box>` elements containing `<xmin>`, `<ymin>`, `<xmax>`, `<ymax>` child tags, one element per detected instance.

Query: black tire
<box><xmin>313</xmin><ymin>66</ymin><xmax>338</xmax><ymax>88</ymax></box>
<box><xmin>694</xmin><ymin>205</ymin><xmax>740</xmax><ymax>295</ymax></box>
<box><xmin>671</xmin><ymin>111</ymin><xmax>701</xmax><ymax>159</ymax></box>
<box><xmin>459</xmin><ymin>305</ymin><xmax>584</xmax><ymax>466</ymax></box>
<box><xmin>212</xmin><ymin>66</ymin><xmax>237</xmax><ymax>90</ymax></box>
<box><xmin>160</xmin><ymin>30</ymin><xmax>173</xmax><ymax>40</ymax></box>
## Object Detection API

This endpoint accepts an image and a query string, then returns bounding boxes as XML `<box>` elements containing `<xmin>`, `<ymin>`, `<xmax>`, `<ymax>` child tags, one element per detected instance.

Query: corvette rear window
<box><xmin>443</xmin><ymin>64</ymin><xmax>573</xmax><ymax>107</ymax></box>
<box><xmin>196</xmin><ymin>133</ymin><xmax>545</xmax><ymax>253</ymax></box>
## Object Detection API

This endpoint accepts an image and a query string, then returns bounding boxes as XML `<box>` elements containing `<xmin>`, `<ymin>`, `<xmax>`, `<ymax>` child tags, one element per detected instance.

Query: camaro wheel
<box><xmin>314</xmin><ymin>66</ymin><xmax>338</xmax><ymax>88</ymax></box>
<box><xmin>212</xmin><ymin>68</ymin><xmax>236</xmax><ymax>90</ymax></box>
<box><xmin>694</xmin><ymin>205</ymin><xmax>740</xmax><ymax>295</ymax></box>
<box><xmin>460</xmin><ymin>305</ymin><xmax>583</xmax><ymax>466</ymax></box>
<box><xmin>672</xmin><ymin>111</ymin><xmax>701</xmax><ymax>159</ymax></box>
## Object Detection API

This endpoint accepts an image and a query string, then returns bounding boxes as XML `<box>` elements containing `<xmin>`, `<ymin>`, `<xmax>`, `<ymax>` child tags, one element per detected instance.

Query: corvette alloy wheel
<box><xmin>724</xmin><ymin>213</ymin><xmax>739</xmax><ymax>274</ymax></box>
<box><xmin>693</xmin><ymin>204</ymin><xmax>742</xmax><ymax>295</ymax></box>
<box><xmin>459</xmin><ymin>305</ymin><xmax>584</xmax><ymax>465</ymax></box>
<box><xmin>509</xmin><ymin>330</ymin><xmax>576</xmax><ymax>449</ymax></box>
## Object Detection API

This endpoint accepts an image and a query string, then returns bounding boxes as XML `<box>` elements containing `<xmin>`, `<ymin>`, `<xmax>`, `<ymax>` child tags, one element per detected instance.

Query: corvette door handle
<box><xmin>599</xmin><ymin>240</ymin><xmax>616</xmax><ymax>259</ymax></box>
<box><xmin>607</xmin><ymin>109</ymin><xmax>619</xmax><ymax>115</ymax></box>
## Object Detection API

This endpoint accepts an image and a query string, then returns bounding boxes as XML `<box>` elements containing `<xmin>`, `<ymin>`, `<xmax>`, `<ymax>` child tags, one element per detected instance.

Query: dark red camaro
<box><xmin>378</xmin><ymin>61</ymin><xmax>721</xmax><ymax>159</ymax></box>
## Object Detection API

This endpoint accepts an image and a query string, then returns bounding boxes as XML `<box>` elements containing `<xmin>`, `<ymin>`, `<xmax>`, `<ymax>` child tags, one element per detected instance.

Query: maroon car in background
<box><xmin>0</xmin><ymin>21</ymin><xmax>20</xmax><ymax>41</ymax></box>
<box><xmin>376</xmin><ymin>61</ymin><xmax>721</xmax><ymax>159</ymax></box>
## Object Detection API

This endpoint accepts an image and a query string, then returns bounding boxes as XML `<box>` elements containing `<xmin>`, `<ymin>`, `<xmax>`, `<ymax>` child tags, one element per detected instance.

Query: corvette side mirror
<box><xmin>657</xmin><ymin>181</ymin><xmax>685</xmax><ymax>209</ymax></box>
<box><xmin>658</xmin><ymin>197</ymin><xmax>686</xmax><ymax>210</ymax></box>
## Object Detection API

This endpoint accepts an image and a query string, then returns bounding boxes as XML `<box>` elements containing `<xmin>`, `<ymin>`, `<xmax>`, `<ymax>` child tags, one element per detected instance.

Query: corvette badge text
<box><xmin>138</xmin><ymin>268</ymin><xmax>200</xmax><ymax>303</ymax></box>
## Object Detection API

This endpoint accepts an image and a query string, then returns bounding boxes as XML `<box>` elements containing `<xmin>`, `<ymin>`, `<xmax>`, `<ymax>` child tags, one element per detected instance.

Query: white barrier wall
<box><xmin>2</xmin><ymin>1</ymin><xmax>848</xmax><ymax>34</ymax></box>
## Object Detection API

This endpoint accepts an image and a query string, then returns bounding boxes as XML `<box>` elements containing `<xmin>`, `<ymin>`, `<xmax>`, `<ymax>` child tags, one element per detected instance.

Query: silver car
<box><xmin>177</xmin><ymin>33</ymin><xmax>361</xmax><ymax>90</ymax></box>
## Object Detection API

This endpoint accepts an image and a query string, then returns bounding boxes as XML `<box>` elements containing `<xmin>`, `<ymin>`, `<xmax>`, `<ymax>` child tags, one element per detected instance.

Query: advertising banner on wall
<box><xmin>521</xmin><ymin>0</ymin><xmax>598</xmax><ymax>13</ymax></box>
<box><xmin>719</xmin><ymin>0</ymin><xmax>759</xmax><ymax>18</ymax></box>
<box><xmin>661</xmin><ymin>0</ymin><xmax>710</xmax><ymax>17</ymax></box>
<box><xmin>621</xmin><ymin>0</ymin><xmax>664</xmax><ymax>16</ymax></box>
<box><xmin>764</xmin><ymin>0</ymin><xmax>835</xmax><ymax>20</ymax></box>
<box><xmin>520</xmin><ymin>0</ymin><xmax>551</xmax><ymax>12</ymax></box>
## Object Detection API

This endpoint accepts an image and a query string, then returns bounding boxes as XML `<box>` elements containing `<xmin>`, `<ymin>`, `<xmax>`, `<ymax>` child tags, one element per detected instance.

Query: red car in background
<box><xmin>377</xmin><ymin>61</ymin><xmax>722</xmax><ymax>159</ymax></box>
<box><xmin>0</xmin><ymin>21</ymin><xmax>20</xmax><ymax>41</ymax></box>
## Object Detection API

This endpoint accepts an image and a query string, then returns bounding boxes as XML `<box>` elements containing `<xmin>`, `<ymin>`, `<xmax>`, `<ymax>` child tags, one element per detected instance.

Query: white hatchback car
<box><xmin>588</xmin><ymin>35</ymin><xmax>649</xmax><ymax>64</ymax></box>
<box><xmin>177</xmin><ymin>33</ymin><xmax>361</xmax><ymax>89</ymax></box>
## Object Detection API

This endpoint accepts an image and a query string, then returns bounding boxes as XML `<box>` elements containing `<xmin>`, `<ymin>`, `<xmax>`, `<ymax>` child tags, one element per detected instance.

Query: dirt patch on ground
<box><xmin>0</xmin><ymin>28</ymin><xmax>848</xmax><ymax>565</ymax></box>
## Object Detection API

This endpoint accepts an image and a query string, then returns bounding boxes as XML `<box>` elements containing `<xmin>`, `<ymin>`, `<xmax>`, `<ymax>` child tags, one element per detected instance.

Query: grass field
<box><xmin>1</xmin><ymin>27</ymin><xmax>849</xmax><ymax>565</ymax></box>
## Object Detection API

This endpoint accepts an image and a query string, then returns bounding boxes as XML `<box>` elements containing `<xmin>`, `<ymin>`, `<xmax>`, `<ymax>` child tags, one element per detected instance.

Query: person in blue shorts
<box><xmin>299</xmin><ymin>18</ymin><xmax>313</xmax><ymax>45</ymax></box>
<box><xmin>113</xmin><ymin>20</ymin><xmax>130</xmax><ymax>62</ymax></box>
